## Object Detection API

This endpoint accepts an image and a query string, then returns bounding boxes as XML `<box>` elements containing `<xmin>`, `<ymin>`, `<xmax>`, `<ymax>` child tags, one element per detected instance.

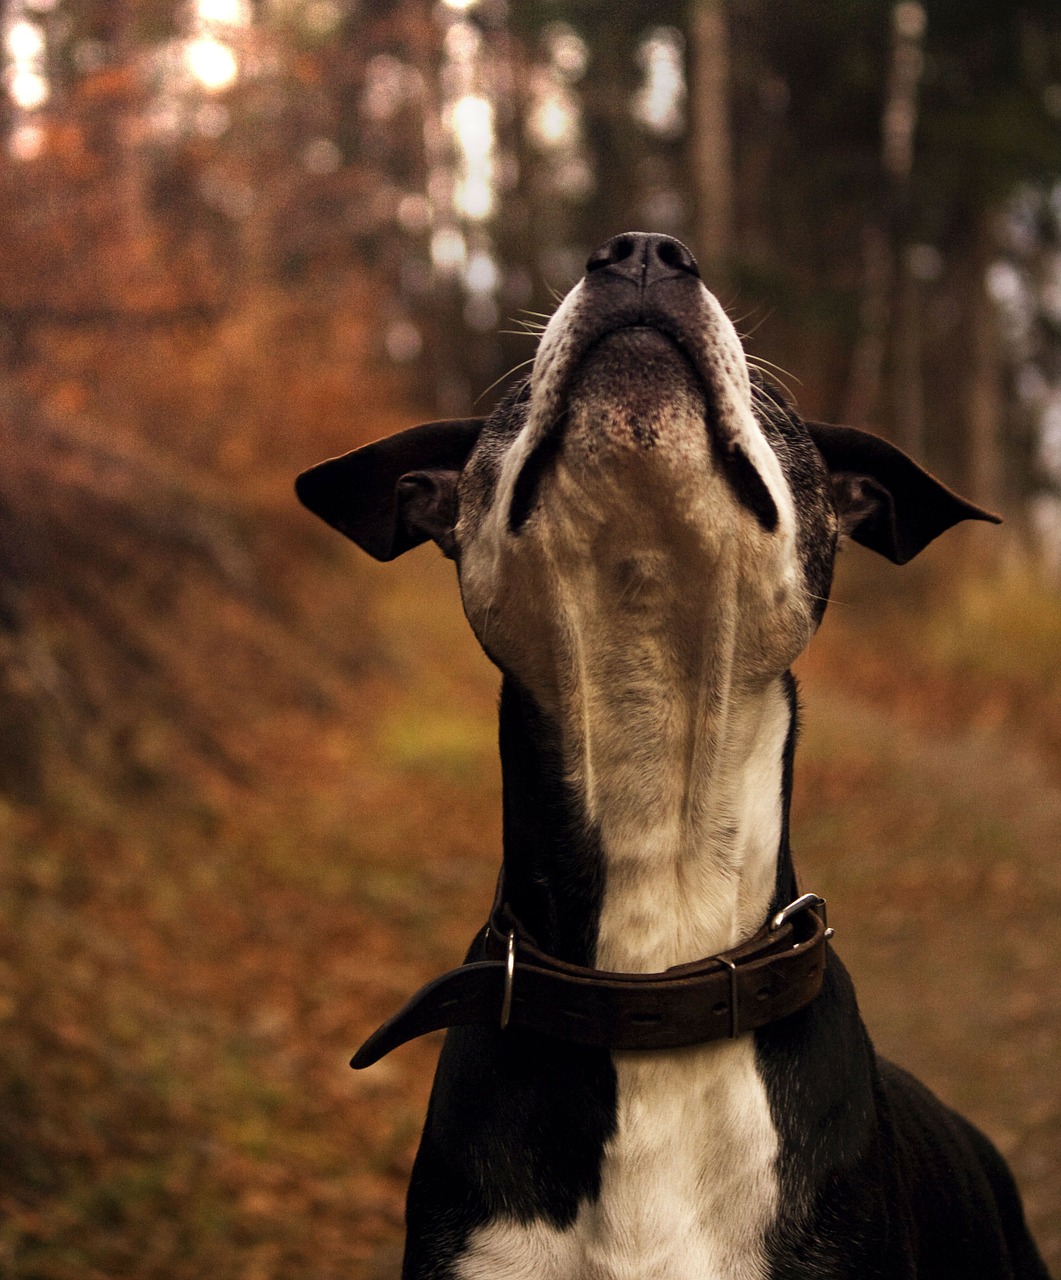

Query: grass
<box><xmin>925</xmin><ymin>569</ymin><xmax>1061</xmax><ymax>686</ymax></box>
<box><xmin>376</xmin><ymin>702</ymin><xmax>496</xmax><ymax>779</ymax></box>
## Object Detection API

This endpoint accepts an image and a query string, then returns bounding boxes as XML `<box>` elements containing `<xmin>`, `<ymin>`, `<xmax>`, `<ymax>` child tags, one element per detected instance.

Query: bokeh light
<box><xmin>186</xmin><ymin>36</ymin><xmax>239</xmax><ymax>91</ymax></box>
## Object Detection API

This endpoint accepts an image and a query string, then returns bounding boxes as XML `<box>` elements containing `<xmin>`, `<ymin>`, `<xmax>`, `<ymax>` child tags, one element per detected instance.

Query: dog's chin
<box><xmin>511</xmin><ymin>326</ymin><xmax>780</xmax><ymax>538</ymax></box>
<box><xmin>561</xmin><ymin>329</ymin><xmax>779</xmax><ymax>536</ymax></box>
<box><xmin>508</xmin><ymin>328</ymin><xmax>709</xmax><ymax>534</ymax></box>
<box><xmin>562</xmin><ymin>328</ymin><xmax>707</xmax><ymax>455</ymax></box>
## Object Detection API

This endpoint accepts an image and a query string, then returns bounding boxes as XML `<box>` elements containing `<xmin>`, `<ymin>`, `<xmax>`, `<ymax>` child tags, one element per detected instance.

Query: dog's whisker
<box><xmin>747</xmin><ymin>364</ymin><xmax>801</xmax><ymax>407</ymax></box>
<box><xmin>749</xmin><ymin>382</ymin><xmax>792</xmax><ymax>416</ymax></box>
<box><xmin>747</xmin><ymin>375</ymin><xmax>800</xmax><ymax>408</ymax></box>
<box><xmin>730</xmin><ymin>304</ymin><xmax>767</xmax><ymax>331</ymax></box>
<box><xmin>746</xmin><ymin>365</ymin><xmax>800</xmax><ymax>401</ymax></box>
<box><xmin>746</xmin><ymin>354</ymin><xmax>802</xmax><ymax>386</ymax></box>
<box><xmin>718</xmin><ymin>286</ymin><xmax>752</xmax><ymax>319</ymax></box>
<box><xmin>736</xmin><ymin>308</ymin><xmax>777</xmax><ymax>341</ymax></box>
<box><xmin>473</xmin><ymin>357</ymin><xmax>536</xmax><ymax>405</ymax></box>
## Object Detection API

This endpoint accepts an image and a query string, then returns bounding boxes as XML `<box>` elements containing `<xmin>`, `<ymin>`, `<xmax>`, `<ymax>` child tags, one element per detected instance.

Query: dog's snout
<box><xmin>585</xmin><ymin>233</ymin><xmax>701</xmax><ymax>285</ymax></box>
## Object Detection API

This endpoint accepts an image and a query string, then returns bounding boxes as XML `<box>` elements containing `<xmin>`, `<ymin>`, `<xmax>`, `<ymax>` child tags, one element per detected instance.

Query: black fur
<box><xmin>404</xmin><ymin>680</ymin><xmax>616</xmax><ymax>1276</ymax></box>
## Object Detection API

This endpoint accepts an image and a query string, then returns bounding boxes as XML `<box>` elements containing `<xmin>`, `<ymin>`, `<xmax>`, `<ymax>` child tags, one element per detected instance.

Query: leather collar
<box><xmin>351</xmin><ymin>890</ymin><xmax>831</xmax><ymax>1069</ymax></box>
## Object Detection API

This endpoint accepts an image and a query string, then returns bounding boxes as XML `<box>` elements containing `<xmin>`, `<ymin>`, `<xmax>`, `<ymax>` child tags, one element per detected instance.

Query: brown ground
<box><xmin>0</xmin><ymin>347</ymin><xmax>1057</xmax><ymax>1277</ymax></box>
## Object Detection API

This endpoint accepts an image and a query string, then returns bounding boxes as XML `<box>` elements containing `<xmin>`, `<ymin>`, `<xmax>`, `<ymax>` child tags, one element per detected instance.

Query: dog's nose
<box><xmin>585</xmin><ymin>233</ymin><xmax>701</xmax><ymax>285</ymax></box>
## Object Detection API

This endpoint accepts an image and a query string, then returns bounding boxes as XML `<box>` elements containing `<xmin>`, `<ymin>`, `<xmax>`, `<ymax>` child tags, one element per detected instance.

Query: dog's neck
<box><xmin>495</xmin><ymin>598</ymin><xmax>799</xmax><ymax>974</ymax></box>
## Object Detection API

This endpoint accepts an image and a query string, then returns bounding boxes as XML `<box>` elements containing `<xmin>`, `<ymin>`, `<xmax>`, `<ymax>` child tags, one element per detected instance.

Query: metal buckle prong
<box><xmin>717</xmin><ymin>955</ymin><xmax>739</xmax><ymax>1039</ymax></box>
<box><xmin>770</xmin><ymin>892</ymin><xmax>834</xmax><ymax>940</ymax></box>
<box><xmin>499</xmin><ymin>930</ymin><xmax>516</xmax><ymax>1030</ymax></box>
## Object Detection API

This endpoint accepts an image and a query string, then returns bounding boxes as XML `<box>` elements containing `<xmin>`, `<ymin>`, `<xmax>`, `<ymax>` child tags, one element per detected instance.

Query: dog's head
<box><xmin>298</xmin><ymin>233</ymin><xmax>998</xmax><ymax>691</ymax></box>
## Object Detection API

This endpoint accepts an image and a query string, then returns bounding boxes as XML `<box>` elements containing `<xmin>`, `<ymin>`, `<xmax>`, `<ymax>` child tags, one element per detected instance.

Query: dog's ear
<box><xmin>295</xmin><ymin>418</ymin><xmax>485</xmax><ymax>560</ymax></box>
<box><xmin>806</xmin><ymin>422</ymin><xmax>1001</xmax><ymax>565</ymax></box>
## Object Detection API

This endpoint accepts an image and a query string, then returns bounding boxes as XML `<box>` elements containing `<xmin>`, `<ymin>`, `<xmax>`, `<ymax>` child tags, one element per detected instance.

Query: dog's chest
<box><xmin>455</xmin><ymin>1040</ymin><xmax>779</xmax><ymax>1280</ymax></box>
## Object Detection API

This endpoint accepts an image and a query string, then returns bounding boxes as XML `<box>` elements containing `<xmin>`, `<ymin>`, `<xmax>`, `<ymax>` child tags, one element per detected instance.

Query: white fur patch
<box><xmin>456</xmin><ymin>1218</ymin><xmax>581</xmax><ymax>1280</ymax></box>
<box><xmin>458</xmin><ymin>1042</ymin><xmax>778</xmax><ymax>1280</ymax></box>
<box><xmin>593</xmin><ymin>1041</ymin><xmax>778</xmax><ymax>1280</ymax></box>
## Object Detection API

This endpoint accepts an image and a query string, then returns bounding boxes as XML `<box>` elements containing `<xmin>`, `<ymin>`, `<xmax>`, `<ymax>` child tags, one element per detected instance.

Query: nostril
<box><xmin>586</xmin><ymin>235</ymin><xmax>636</xmax><ymax>273</ymax></box>
<box><xmin>656</xmin><ymin>238</ymin><xmax>700</xmax><ymax>278</ymax></box>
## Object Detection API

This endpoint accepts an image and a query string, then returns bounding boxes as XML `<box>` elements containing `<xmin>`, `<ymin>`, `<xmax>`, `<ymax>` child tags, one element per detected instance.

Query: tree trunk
<box><xmin>844</xmin><ymin>224</ymin><xmax>893</xmax><ymax>427</ymax></box>
<box><xmin>687</xmin><ymin>0</ymin><xmax>733</xmax><ymax>284</ymax></box>
<box><xmin>967</xmin><ymin>217</ymin><xmax>1004</xmax><ymax>513</ymax></box>
<box><xmin>893</xmin><ymin>252</ymin><xmax>925</xmax><ymax>457</ymax></box>
<box><xmin>844</xmin><ymin>2</ymin><xmax>926</xmax><ymax>431</ymax></box>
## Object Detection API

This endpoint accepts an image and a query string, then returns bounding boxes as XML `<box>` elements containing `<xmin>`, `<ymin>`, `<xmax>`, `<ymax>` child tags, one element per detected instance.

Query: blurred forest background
<box><xmin>1</xmin><ymin>0</ymin><xmax>1060</xmax><ymax>1276</ymax></box>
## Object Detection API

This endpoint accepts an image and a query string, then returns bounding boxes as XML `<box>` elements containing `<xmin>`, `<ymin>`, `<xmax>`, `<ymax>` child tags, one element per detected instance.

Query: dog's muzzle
<box><xmin>509</xmin><ymin>233</ymin><xmax>780</xmax><ymax>535</ymax></box>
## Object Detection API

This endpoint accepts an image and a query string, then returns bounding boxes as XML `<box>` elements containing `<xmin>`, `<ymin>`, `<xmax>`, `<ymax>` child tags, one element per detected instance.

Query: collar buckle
<box><xmin>770</xmin><ymin>891</ymin><xmax>835</xmax><ymax>940</ymax></box>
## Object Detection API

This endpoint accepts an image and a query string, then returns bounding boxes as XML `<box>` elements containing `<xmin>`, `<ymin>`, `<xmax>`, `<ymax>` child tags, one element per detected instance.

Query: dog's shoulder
<box><xmin>877</xmin><ymin>1058</ymin><xmax>1050</xmax><ymax>1279</ymax></box>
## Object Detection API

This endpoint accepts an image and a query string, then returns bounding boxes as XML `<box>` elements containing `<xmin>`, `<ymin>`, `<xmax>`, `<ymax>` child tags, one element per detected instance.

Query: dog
<box><xmin>297</xmin><ymin>233</ymin><xmax>1049</xmax><ymax>1280</ymax></box>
